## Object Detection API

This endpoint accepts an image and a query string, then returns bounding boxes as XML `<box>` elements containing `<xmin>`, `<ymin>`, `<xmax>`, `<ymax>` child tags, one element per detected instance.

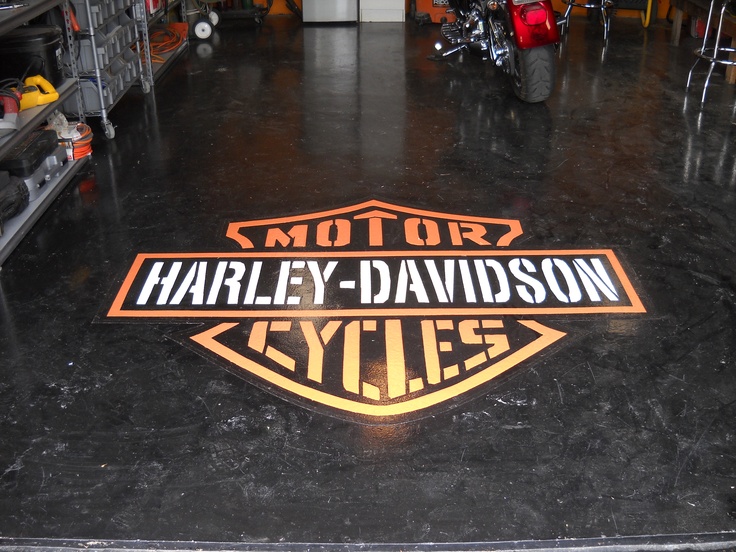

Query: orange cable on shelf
<box><xmin>145</xmin><ymin>25</ymin><xmax>186</xmax><ymax>64</ymax></box>
<box><xmin>66</xmin><ymin>123</ymin><xmax>93</xmax><ymax>160</ymax></box>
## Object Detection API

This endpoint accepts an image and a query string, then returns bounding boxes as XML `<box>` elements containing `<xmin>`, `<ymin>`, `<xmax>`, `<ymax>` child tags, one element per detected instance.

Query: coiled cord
<box><xmin>148</xmin><ymin>26</ymin><xmax>186</xmax><ymax>63</ymax></box>
<box><xmin>62</xmin><ymin>123</ymin><xmax>94</xmax><ymax>160</ymax></box>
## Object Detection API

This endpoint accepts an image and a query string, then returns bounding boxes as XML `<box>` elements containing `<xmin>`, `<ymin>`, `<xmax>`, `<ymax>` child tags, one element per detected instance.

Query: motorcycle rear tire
<box><xmin>511</xmin><ymin>44</ymin><xmax>556</xmax><ymax>103</ymax></box>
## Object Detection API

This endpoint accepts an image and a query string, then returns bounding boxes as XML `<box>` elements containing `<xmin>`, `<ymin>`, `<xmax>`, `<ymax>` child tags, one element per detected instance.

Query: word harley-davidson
<box><xmin>120</xmin><ymin>253</ymin><xmax>627</xmax><ymax>316</ymax></box>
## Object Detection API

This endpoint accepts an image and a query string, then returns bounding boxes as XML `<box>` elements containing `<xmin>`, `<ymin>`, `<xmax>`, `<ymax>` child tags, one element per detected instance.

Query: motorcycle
<box><xmin>437</xmin><ymin>0</ymin><xmax>560</xmax><ymax>103</ymax></box>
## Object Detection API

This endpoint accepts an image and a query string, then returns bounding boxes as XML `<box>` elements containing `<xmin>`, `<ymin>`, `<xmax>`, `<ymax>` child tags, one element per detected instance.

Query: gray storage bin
<box><xmin>71</xmin><ymin>79</ymin><xmax>112</xmax><ymax>113</ymax></box>
<box><xmin>122</xmin><ymin>47</ymin><xmax>139</xmax><ymax>84</ymax></box>
<box><xmin>71</xmin><ymin>0</ymin><xmax>104</xmax><ymax>30</ymax></box>
<box><xmin>78</xmin><ymin>33</ymin><xmax>109</xmax><ymax>72</ymax></box>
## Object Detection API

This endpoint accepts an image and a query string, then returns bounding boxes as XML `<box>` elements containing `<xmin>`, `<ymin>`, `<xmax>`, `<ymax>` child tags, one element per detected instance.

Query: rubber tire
<box><xmin>209</xmin><ymin>8</ymin><xmax>220</xmax><ymax>26</ymax></box>
<box><xmin>194</xmin><ymin>18</ymin><xmax>213</xmax><ymax>40</ymax></box>
<box><xmin>511</xmin><ymin>44</ymin><xmax>556</xmax><ymax>103</ymax></box>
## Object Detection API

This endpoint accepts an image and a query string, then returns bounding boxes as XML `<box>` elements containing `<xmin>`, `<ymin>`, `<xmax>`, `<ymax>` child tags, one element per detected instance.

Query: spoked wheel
<box><xmin>510</xmin><ymin>44</ymin><xmax>556</xmax><ymax>103</ymax></box>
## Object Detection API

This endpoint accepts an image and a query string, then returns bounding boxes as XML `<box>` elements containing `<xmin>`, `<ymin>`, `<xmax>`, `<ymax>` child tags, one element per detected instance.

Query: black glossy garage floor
<box><xmin>2</xmin><ymin>10</ymin><xmax>736</xmax><ymax>551</ymax></box>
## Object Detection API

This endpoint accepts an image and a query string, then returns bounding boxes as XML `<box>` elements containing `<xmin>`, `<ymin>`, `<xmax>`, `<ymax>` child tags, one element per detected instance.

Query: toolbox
<box><xmin>415</xmin><ymin>0</ymin><xmax>456</xmax><ymax>23</ymax></box>
<box><xmin>0</xmin><ymin>129</ymin><xmax>67</xmax><ymax>201</ymax></box>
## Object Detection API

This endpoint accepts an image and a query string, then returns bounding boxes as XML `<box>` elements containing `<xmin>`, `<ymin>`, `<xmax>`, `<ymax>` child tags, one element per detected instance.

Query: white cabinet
<box><xmin>302</xmin><ymin>0</ymin><xmax>358</xmax><ymax>22</ymax></box>
<box><xmin>360</xmin><ymin>0</ymin><xmax>406</xmax><ymax>21</ymax></box>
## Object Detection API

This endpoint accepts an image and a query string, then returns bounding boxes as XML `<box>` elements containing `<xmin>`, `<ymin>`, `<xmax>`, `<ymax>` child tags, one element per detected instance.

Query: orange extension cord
<box><xmin>147</xmin><ymin>26</ymin><xmax>186</xmax><ymax>64</ymax></box>
<box><xmin>66</xmin><ymin>123</ymin><xmax>93</xmax><ymax>160</ymax></box>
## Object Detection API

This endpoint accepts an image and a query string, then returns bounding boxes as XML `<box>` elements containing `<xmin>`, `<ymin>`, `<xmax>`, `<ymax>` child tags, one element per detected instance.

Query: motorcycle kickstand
<box><xmin>438</xmin><ymin>44</ymin><xmax>468</xmax><ymax>57</ymax></box>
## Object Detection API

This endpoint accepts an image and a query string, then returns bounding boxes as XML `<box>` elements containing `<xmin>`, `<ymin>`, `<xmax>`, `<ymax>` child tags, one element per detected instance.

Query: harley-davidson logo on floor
<box><xmin>106</xmin><ymin>200</ymin><xmax>645</xmax><ymax>423</ymax></box>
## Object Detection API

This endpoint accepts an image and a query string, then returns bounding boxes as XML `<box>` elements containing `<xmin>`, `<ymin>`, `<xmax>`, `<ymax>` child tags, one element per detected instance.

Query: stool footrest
<box><xmin>694</xmin><ymin>45</ymin><xmax>736</xmax><ymax>65</ymax></box>
<box><xmin>560</xmin><ymin>0</ymin><xmax>612</xmax><ymax>7</ymax></box>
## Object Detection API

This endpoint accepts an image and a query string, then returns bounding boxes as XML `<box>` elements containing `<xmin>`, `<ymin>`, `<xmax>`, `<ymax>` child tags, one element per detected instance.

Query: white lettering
<box><xmin>509</xmin><ymin>258</ymin><xmax>546</xmax><ymax>304</ymax></box>
<box><xmin>573</xmin><ymin>258</ymin><xmax>619</xmax><ymax>301</ymax></box>
<box><xmin>424</xmin><ymin>259</ymin><xmax>455</xmax><ymax>303</ymax></box>
<box><xmin>542</xmin><ymin>258</ymin><xmax>582</xmax><ymax>303</ymax></box>
<box><xmin>360</xmin><ymin>260</ymin><xmax>391</xmax><ymax>304</ymax></box>
<box><xmin>170</xmin><ymin>261</ymin><xmax>207</xmax><ymax>305</ymax></box>
<box><xmin>307</xmin><ymin>260</ymin><xmax>337</xmax><ymax>304</ymax></box>
<box><xmin>395</xmin><ymin>260</ymin><xmax>429</xmax><ymax>303</ymax></box>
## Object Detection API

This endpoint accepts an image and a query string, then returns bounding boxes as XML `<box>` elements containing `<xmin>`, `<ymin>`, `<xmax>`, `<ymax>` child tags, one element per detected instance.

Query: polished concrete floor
<box><xmin>1</xmin><ymin>11</ymin><xmax>736</xmax><ymax>550</ymax></box>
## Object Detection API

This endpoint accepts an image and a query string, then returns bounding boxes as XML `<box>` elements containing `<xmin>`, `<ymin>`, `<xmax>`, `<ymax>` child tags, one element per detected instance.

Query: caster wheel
<box><xmin>208</xmin><ymin>8</ymin><xmax>220</xmax><ymax>26</ymax></box>
<box><xmin>103</xmin><ymin>120</ymin><xmax>115</xmax><ymax>139</ymax></box>
<box><xmin>141</xmin><ymin>79</ymin><xmax>152</xmax><ymax>94</ymax></box>
<box><xmin>193</xmin><ymin>18</ymin><xmax>213</xmax><ymax>39</ymax></box>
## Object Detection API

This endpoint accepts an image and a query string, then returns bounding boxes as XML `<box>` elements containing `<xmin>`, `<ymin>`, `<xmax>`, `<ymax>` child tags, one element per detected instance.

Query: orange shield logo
<box><xmin>106</xmin><ymin>200</ymin><xmax>645</xmax><ymax>423</ymax></box>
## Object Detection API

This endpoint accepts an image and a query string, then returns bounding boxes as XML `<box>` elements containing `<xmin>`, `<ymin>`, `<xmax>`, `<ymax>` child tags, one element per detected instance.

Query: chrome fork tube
<box><xmin>485</xmin><ymin>10</ymin><xmax>510</xmax><ymax>66</ymax></box>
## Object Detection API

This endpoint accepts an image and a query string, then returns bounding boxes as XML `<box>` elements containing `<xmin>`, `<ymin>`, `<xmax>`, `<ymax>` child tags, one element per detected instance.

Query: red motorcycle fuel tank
<box><xmin>506</xmin><ymin>0</ymin><xmax>560</xmax><ymax>49</ymax></box>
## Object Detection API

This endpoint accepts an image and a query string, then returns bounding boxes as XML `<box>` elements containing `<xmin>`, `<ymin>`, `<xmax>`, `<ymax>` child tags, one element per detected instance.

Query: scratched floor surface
<box><xmin>1</xmin><ymin>12</ymin><xmax>736</xmax><ymax>550</ymax></box>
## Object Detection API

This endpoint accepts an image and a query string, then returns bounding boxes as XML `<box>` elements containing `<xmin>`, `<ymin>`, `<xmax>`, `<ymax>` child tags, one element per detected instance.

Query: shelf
<box><xmin>150</xmin><ymin>38</ymin><xmax>187</xmax><ymax>82</ymax></box>
<box><xmin>81</xmin><ymin>66</ymin><xmax>141</xmax><ymax>117</ymax></box>
<box><xmin>0</xmin><ymin>0</ymin><xmax>90</xmax><ymax>268</ymax></box>
<box><xmin>0</xmin><ymin>155</ymin><xmax>88</xmax><ymax>267</ymax></box>
<box><xmin>0</xmin><ymin>0</ymin><xmax>64</xmax><ymax>35</ymax></box>
<box><xmin>0</xmin><ymin>78</ymin><xmax>78</xmax><ymax>160</ymax></box>
<box><xmin>142</xmin><ymin>1</ymin><xmax>188</xmax><ymax>86</ymax></box>
<box><xmin>147</xmin><ymin>0</ymin><xmax>182</xmax><ymax>26</ymax></box>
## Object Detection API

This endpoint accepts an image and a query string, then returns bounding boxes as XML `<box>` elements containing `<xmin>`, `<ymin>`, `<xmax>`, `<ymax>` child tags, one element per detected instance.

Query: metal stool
<box><xmin>686</xmin><ymin>0</ymin><xmax>736</xmax><ymax>102</ymax></box>
<box><xmin>560</xmin><ymin>0</ymin><xmax>614</xmax><ymax>40</ymax></box>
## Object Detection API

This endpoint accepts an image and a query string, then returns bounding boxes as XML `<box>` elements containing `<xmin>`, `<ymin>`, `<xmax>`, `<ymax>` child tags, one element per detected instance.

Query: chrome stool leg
<box><xmin>560</xmin><ymin>0</ymin><xmax>612</xmax><ymax>40</ymax></box>
<box><xmin>562</xmin><ymin>2</ymin><xmax>573</xmax><ymax>33</ymax></box>
<box><xmin>601</xmin><ymin>2</ymin><xmax>611</xmax><ymax>40</ymax></box>
<box><xmin>687</xmin><ymin>0</ymin><xmax>736</xmax><ymax>103</ymax></box>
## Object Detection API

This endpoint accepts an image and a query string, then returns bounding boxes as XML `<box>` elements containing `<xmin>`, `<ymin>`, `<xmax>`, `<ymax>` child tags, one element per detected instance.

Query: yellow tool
<box><xmin>18</xmin><ymin>76</ymin><xmax>59</xmax><ymax>111</ymax></box>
